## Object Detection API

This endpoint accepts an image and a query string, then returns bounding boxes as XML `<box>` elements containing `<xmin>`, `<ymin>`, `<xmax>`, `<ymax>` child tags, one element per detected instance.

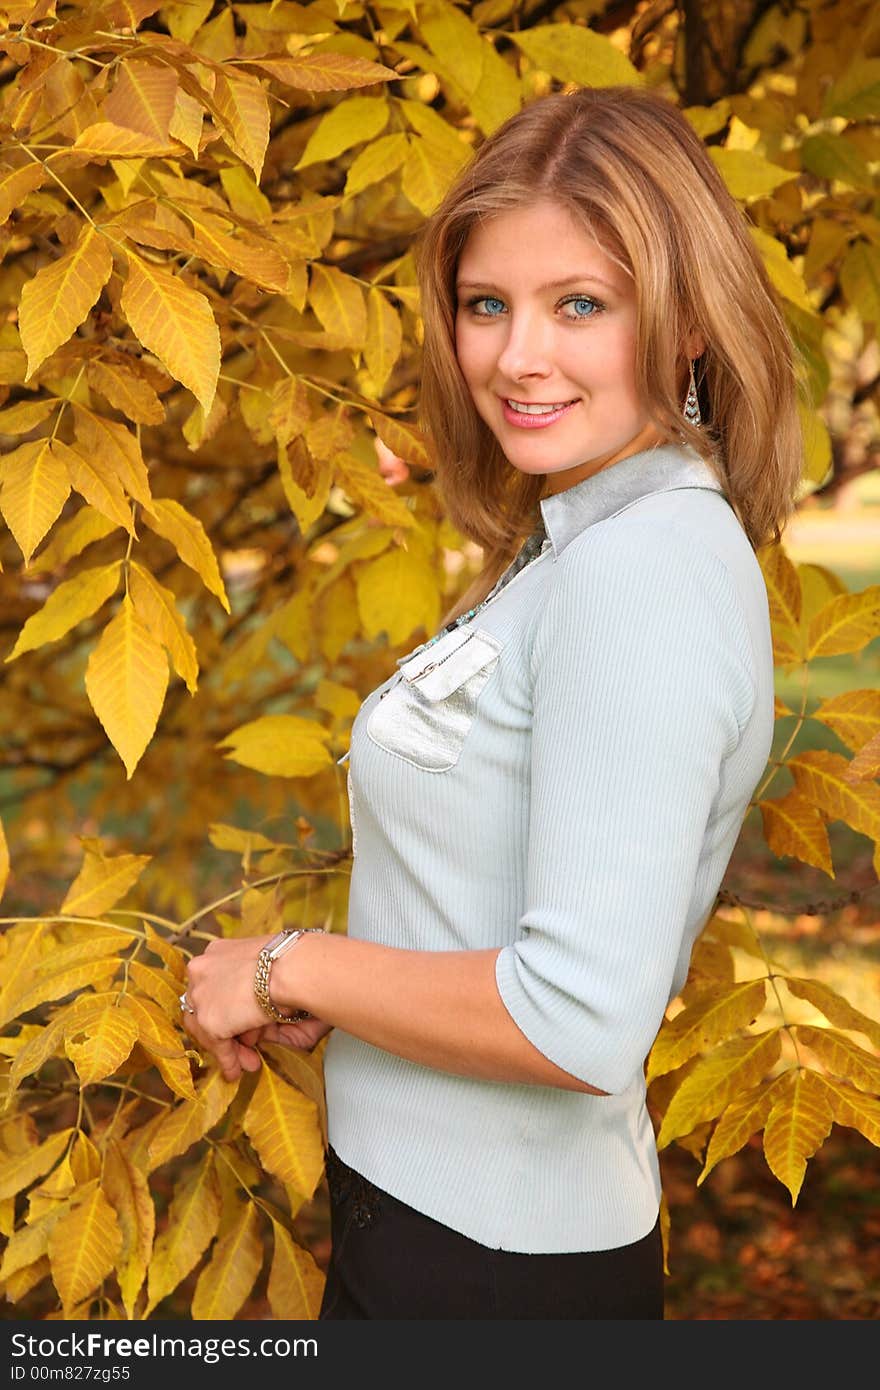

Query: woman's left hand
<box><xmin>180</xmin><ymin>934</ymin><xmax>312</xmax><ymax>1082</ymax></box>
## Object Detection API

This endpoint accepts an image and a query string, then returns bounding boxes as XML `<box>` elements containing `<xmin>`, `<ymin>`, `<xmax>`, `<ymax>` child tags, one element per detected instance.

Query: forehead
<box><xmin>456</xmin><ymin>200</ymin><xmax>630</xmax><ymax>290</ymax></box>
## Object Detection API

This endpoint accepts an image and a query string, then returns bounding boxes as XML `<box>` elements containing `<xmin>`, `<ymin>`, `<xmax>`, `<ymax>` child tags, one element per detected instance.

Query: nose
<box><xmin>495</xmin><ymin>308</ymin><xmax>553</xmax><ymax>383</ymax></box>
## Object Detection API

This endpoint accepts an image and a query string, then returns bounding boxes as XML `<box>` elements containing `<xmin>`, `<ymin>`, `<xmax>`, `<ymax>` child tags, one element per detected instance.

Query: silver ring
<box><xmin>179</xmin><ymin>991</ymin><xmax>195</xmax><ymax>1014</ymax></box>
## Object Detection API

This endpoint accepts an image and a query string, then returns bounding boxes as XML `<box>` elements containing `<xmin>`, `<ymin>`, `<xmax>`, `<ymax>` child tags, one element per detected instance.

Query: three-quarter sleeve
<box><xmin>494</xmin><ymin>519</ymin><xmax>757</xmax><ymax>1094</ymax></box>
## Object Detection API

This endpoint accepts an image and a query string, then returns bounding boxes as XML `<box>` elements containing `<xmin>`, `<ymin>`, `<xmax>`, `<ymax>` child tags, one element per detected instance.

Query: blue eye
<box><xmin>563</xmin><ymin>296</ymin><xmax>601</xmax><ymax>318</ymax></box>
<box><xmin>469</xmin><ymin>296</ymin><xmax>505</xmax><ymax>316</ymax></box>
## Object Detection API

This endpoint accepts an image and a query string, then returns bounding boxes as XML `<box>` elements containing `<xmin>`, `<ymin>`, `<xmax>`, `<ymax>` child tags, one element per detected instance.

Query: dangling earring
<box><xmin>683</xmin><ymin>358</ymin><xmax>702</xmax><ymax>426</ymax></box>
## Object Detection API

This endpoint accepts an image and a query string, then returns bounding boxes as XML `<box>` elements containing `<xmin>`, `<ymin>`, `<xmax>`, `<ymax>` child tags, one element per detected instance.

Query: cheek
<box><xmin>454</xmin><ymin>322</ymin><xmax>488</xmax><ymax>385</ymax></box>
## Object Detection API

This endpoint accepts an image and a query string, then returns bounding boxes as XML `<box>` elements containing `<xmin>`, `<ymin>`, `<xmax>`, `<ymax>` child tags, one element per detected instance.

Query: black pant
<box><xmin>318</xmin><ymin>1145</ymin><xmax>664</xmax><ymax>1320</ymax></box>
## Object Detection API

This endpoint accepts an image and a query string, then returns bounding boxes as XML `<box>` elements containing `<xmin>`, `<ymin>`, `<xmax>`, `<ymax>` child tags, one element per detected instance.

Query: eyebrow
<box><xmin>456</xmin><ymin>275</ymin><xmax>618</xmax><ymax>294</ymax></box>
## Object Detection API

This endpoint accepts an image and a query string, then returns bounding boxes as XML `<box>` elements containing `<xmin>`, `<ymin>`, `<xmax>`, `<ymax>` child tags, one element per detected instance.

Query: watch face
<box><xmin>267</xmin><ymin>928</ymin><xmax>300</xmax><ymax>960</ymax></box>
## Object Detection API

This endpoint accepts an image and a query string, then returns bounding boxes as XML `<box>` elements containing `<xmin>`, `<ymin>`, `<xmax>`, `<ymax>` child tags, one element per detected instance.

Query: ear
<box><xmin>685</xmin><ymin>331</ymin><xmax>706</xmax><ymax>360</ymax></box>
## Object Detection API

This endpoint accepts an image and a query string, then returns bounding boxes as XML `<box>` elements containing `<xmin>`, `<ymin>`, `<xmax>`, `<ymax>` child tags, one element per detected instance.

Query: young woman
<box><xmin>181</xmin><ymin>85</ymin><xmax>804</xmax><ymax>1319</ymax></box>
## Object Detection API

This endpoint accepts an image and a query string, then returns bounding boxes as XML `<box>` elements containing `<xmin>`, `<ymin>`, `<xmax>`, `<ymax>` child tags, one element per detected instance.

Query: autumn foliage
<box><xmin>0</xmin><ymin>0</ymin><xmax>879</xmax><ymax>1321</ymax></box>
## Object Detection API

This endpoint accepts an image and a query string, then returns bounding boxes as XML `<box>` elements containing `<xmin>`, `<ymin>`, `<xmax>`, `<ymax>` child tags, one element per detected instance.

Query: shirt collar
<box><xmin>538</xmin><ymin>442</ymin><xmax>727</xmax><ymax>559</ymax></box>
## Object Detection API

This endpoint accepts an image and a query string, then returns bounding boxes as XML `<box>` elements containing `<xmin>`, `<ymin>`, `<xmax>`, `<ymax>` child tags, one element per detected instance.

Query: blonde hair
<box><xmin>413</xmin><ymin>85</ymin><xmax>806</xmax><ymax>624</ymax></box>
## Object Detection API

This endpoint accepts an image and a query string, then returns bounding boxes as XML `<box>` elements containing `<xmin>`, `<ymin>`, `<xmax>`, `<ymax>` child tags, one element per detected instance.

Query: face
<box><xmin>454</xmin><ymin>199</ymin><xmax>667</xmax><ymax>495</ymax></box>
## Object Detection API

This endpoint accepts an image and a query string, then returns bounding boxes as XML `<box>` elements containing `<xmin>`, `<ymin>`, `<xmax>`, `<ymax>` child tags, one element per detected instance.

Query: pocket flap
<box><xmin>398</xmin><ymin>628</ymin><xmax>501</xmax><ymax>701</ymax></box>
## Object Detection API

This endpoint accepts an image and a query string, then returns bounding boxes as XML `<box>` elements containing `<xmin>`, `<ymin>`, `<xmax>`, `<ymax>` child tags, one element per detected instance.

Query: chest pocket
<box><xmin>366</xmin><ymin>627</ymin><xmax>502</xmax><ymax>772</ymax></box>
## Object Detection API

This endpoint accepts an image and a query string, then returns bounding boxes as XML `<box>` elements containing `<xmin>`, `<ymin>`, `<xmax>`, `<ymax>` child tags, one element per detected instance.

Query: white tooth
<box><xmin>508</xmin><ymin>400</ymin><xmax>570</xmax><ymax>415</ymax></box>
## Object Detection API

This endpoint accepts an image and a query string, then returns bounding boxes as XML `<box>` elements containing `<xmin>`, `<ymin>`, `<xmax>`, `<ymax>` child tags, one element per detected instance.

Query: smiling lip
<box><xmin>500</xmin><ymin>398</ymin><xmax>579</xmax><ymax>429</ymax></box>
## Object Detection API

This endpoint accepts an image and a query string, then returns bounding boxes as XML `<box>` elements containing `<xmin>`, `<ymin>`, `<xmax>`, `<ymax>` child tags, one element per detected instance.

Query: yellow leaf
<box><xmin>356</xmin><ymin>544</ymin><xmax>440</xmax><ymax>644</ymax></box>
<box><xmin>48</xmin><ymin>1184</ymin><xmax>123</xmax><ymax>1315</ymax></box>
<box><xmin>847</xmin><ymin>728</ymin><xmax>880</xmax><ymax>782</ymax></box>
<box><xmin>812</xmin><ymin>689</ymin><xmax>880</xmax><ymax>752</ymax></box>
<box><xmin>657</xmin><ymin>1030</ymin><xmax>783</xmax><ymax>1148</ymax></box>
<box><xmin>267</xmin><ymin>1218</ymin><xmax>325</xmax><ymax>1319</ymax></box>
<box><xmin>4</xmin><ymin>1255</ymin><xmax>51</xmax><ymax>1304</ymax></box>
<box><xmin>750</xmin><ymin>225</ymin><xmax>813</xmax><ymax>310</ymax></box>
<box><xmin>795</xmin><ymin>403</ymin><xmax>828</xmax><ymax>489</ymax></box>
<box><xmin>401</xmin><ymin>134</ymin><xmax>462</xmax><ymax>215</ymax></box>
<box><xmin>700</xmin><ymin>1077</ymin><xmax>787</xmax><ymax>1186</ymax></box>
<box><xmin>788</xmin><ymin>748</ymin><xmax>880</xmax><ymax>841</ymax></box>
<box><xmin>0</xmin><ymin>1129</ymin><xmax>72</xmax><ymax>1204</ymax></box>
<box><xmin>785</xmin><ymin>976</ymin><xmax>880</xmax><ymax>1051</ymax></box>
<box><xmin>796</xmin><ymin>1024</ymin><xmax>880</xmax><ymax>1094</ymax></box>
<box><xmin>709</xmin><ymin>148</ymin><xmax>795</xmax><ymax>203</ymax></box>
<box><xmin>0</xmin><ymin>922</ymin><xmax>48</xmax><ymax>1029</ymax></box>
<box><xmin>29</xmin><ymin>508</ymin><xmax>117</xmax><ymax>573</ymax></box>
<box><xmin>184</xmin><ymin>210</ymin><xmax>290</xmax><ymax>293</ymax></box>
<box><xmin>335</xmin><ymin>449</ymin><xmax>416</xmax><ymax>527</ymax></box>
<box><xmin>120</xmin><ymin>993</ymin><xmax>197</xmax><ymax>1100</ymax></box>
<box><xmin>102</xmin><ymin>1140</ymin><xmax>155</xmax><ymax>1320</ymax></box>
<box><xmin>647</xmin><ymin>980</ymin><xmax>768</xmax><ymax>1084</ymax></box>
<box><xmin>217</xmin><ymin>714</ymin><xmax>334</xmax><ymax>778</ymax></box>
<box><xmin>129</xmin><ymin>562</ymin><xmax>199</xmax><ymax>695</ymax></box>
<box><xmin>10</xmin><ymin>960</ymin><xmax>122</xmax><ymax>1027</ymax></box>
<box><xmin>278</xmin><ymin>441</ymin><xmax>332</xmax><ymax>535</ymax></box>
<box><xmin>52</xmin><ymin>437</ymin><xmax>134</xmax><ymax>534</ymax></box>
<box><xmin>314</xmin><ymin>678</ymin><xmax>361</xmax><ymax>723</ymax></box>
<box><xmin>0</xmin><ymin>816</ymin><xmax>8</xmax><ymax>905</ymax></box>
<box><xmin>145</xmin><ymin>1153</ymin><xmax>220</xmax><ymax>1315</ymax></box>
<box><xmin>0</xmin><ymin>398</ymin><xmax>58</xmax><ymax>433</ymax></box>
<box><xmin>247</xmin><ymin>52</ymin><xmax>398</xmax><ymax>91</ymax></box>
<box><xmin>345</xmin><ymin>131</ymin><xmax>410</xmax><ymax>196</ymax></box>
<box><xmin>6</xmin><ymin>562</ymin><xmax>121</xmax><ymax>663</ymax></box>
<box><xmin>305</xmin><ymin>407</ymin><xmax>354</xmax><ymax>462</ymax></box>
<box><xmin>73</xmin><ymin>121</ymin><xmax>186</xmax><ymax>158</ymax></box>
<box><xmin>182</xmin><ymin>393</ymin><xmax>228</xmax><ymax>451</ymax></box>
<box><xmin>510</xmin><ymin>22</ymin><xmax>640</xmax><ymax>86</ymax></box>
<box><xmin>758</xmin><ymin>789</ymin><xmax>833</xmax><ymax>876</ymax></box>
<box><xmin>168</xmin><ymin>85</ymin><xmax>204</xmax><ymax>158</ymax></box>
<box><xmin>763</xmin><ymin>1070</ymin><xmax>834</xmax><ymax>1204</ymax></box>
<box><xmin>141</xmin><ymin>497</ymin><xmax>230</xmax><ymax>611</ymax></box>
<box><xmin>840</xmin><ymin>241</ymin><xmax>880</xmax><ymax>326</ymax></box>
<box><xmin>143</xmin><ymin>922</ymin><xmax>187</xmax><ymax>981</ymax></box>
<box><xmin>758</xmin><ymin>539</ymin><xmax>801</xmax><ymax>627</ymax></box>
<box><xmin>127</xmin><ymin>961</ymin><xmax>183</xmax><ymax>1016</ymax></box>
<box><xmin>268</xmin><ymin>376</ymin><xmax>311</xmax><ymax>446</ymax></box>
<box><xmin>103</xmin><ymin>59</ymin><xmax>178</xmax><ymax>142</ymax></box>
<box><xmin>121</xmin><ymin>249</ymin><xmax>220</xmax><ymax>414</ymax></box>
<box><xmin>0</xmin><ymin>438</ymin><xmax>71</xmax><ymax>565</ymax></box>
<box><xmin>365</xmin><ymin>289</ymin><xmax>402</xmax><ymax>395</ymax></box>
<box><xmin>0</xmin><ymin>162</ymin><xmax>45</xmax><ymax>224</ymax></box>
<box><xmin>806</xmin><ymin>584</ymin><xmax>880</xmax><ymax>658</ymax></box>
<box><xmin>801</xmin><ymin>131</ymin><xmax>875</xmax><ymax>192</ymax></box>
<box><xmin>19</xmin><ymin>224</ymin><xmax>113</xmax><ymax>379</ymax></box>
<box><xmin>209</xmin><ymin>70</ymin><xmax>270</xmax><ymax>179</ymax></box>
<box><xmin>144</xmin><ymin>1067</ymin><xmax>237</xmax><ymax>1171</ymax></box>
<box><xmin>191</xmin><ymin>1198</ymin><xmax>263</xmax><ymax>1320</ymax></box>
<box><xmin>295</xmin><ymin>95</ymin><xmax>389</xmax><ymax>170</ymax></box>
<box><xmin>0</xmin><ymin>1208</ymin><xmax>65</xmax><ymax>1284</ymax></box>
<box><xmin>242</xmin><ymin>1064</ymin><xmax>324</xmax><ymax>1200</ymax></box>
<box><xmin>817</xmin><ymin>1074</ymin><xmax>880</xmax><ymax>1145</ymax></box>
<box><xmin>208</xmin><ymin>824</ymin><xmax>285</xmax><ymax>854</ymax></box>
<box><xmin>72</xmin><ymin>403</ymin><xmax>154</xmax><ymax>503</ymax></box>
<box><xmin>369</xmin><ymin>410</ymin><xmax>431</xmax><ymax>471</ymax></box>
<box><xmin>65</xmin><ymin>1005</ymin><xmax>138</xmax><ymax>1085</ymax></box>
<box><xmin>58</xmin><ymin>839</ymin><xmax>149</xmax><ymax>917</ymax></box>
<box><xmin>219</xmin><ymin>165</ymin><xmax>272</xmax><ymax>224</ymax></box>
<box><xmin>797</xmin><ymin>560</ymin><xmax>846</xmax><ymax>628</ymax></box>
<box><xmin>261</xmin><ymin>1044</ymin><xmax>327</xmax><ymax>1148</ymax></box>
<box><xmin>309</xmin><ymin>263</ymin><xmax>367</xmax><ymax>348</ymax></box>
<box><xmin>85</xmin><ymin>595</ymin><xmax>169</xmax><ymax>779</ymax></box>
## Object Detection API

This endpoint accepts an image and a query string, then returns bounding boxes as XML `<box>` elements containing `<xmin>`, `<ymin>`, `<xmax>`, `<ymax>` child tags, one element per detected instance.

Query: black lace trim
<box><xmin>324</xmin><ymin>1146</ymin><xmax>383</xmax><ymax>1229</ymax></box>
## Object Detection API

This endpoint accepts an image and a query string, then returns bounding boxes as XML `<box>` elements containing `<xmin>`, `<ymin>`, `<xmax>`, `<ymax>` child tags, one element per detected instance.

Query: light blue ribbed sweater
<box><xmin>324</xmin><ymin>441</ymin><xmax>774</xmax><ymax>1253</ymax></box>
